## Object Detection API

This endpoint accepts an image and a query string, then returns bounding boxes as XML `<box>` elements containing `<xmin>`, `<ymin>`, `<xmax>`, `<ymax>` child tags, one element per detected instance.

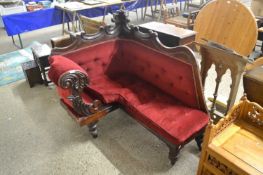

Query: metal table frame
<box><xmin>57</xmin><ymin>0</ymin><xmax>134</xmax><ymax>35</ymax></box>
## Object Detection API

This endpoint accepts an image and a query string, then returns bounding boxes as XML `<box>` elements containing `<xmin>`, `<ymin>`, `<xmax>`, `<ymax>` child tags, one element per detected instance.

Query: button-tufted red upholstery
<box><xmin>87</xmin><ymin>74</ymin><xmax>208</xmax><ymax>145</ymax></box>
<box><xmin>62</xmin><ymin>40</ymin><xmax>119</xmax><ymax>78</ymax></box>
<box><xmin>49</xmin><ymin>39</ymin><xmax>209</xmax><ymax>145</ymax></box>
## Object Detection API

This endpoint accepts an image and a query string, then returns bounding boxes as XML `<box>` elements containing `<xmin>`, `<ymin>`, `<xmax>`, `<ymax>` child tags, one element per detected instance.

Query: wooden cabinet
<box><xmin>243</xmin><ymin>66</ymin><xmax>263</xmax><ymax>107</ymax></box>
<box><xmin>197</xmin><ymin>96</ymin><xmax>263</xmax><ymax>175</ymax></box>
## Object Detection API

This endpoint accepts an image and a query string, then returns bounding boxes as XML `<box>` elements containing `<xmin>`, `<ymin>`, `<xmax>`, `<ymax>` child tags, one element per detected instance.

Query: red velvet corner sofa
<box><xmin>48</xmin><ymin>11</ymin><xmax>209</xmax><ymax>165</ymax></box>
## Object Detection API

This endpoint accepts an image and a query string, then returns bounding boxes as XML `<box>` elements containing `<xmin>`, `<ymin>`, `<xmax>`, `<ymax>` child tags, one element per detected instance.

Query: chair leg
<box><xmin>168</xmin><ymin>145</ymin><xmax>180</xmax><ymax>165</ymax></box>
<box><xmin>88</xmin><ymin>121</ymin><xmax>98</xmax><ymax>138</ymax></box>
<box><xmin>136</xmin><ymin>9</ymin><xmax>138</xmax><ymax>21</ymax></box>
<box><xmin>141</xmin><ymin>7</ymin><xmax>144</xmax><ymax>20</ymax></box>
<box><xmin>195</xmin><ymin>131</ymin><xmax>205</xmax><ymax>151</ymax></box>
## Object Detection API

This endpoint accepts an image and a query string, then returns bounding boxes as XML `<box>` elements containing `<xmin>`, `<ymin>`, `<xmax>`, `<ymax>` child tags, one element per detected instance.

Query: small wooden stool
<box><xmin>21</xmin><ymin>60</ymin><xmax>43</xmax><ymax>88</ymax></box>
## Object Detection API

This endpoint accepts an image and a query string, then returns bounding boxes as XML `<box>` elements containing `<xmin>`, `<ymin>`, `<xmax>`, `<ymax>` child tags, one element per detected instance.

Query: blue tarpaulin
<box><xmin>2</xmin><ymin>0</ymin><xmax>176</xmax><ymax>36</ymax></box>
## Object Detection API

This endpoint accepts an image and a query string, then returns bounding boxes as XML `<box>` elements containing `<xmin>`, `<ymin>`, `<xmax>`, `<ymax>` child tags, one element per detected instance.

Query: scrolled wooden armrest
<box><xmin>59</xmin><ymin>70</ymin><xmax>103</xmax><ymax>117</ymax></box>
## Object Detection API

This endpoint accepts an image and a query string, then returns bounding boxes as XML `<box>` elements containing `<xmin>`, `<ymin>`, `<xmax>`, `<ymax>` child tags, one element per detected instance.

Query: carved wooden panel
<box><xmin>198</xmin><ymin>41</ymin><xmax>248</xmax><ymax>117</ymax></box>
<box><xmin>197</xmin><ymin>96</ymin><xmax>263</xmax><ymax>175</ymax></box>
<box><xmin>207</xmin><ymin>155</ymin><xmax>238</xmax><ymax>175</ymax></box>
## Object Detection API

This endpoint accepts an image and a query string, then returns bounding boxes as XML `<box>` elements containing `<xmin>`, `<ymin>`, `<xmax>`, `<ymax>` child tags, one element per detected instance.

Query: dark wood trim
<box><xmin>168</xmin><ymin>145</ymin><xmax>180</xmax><ymax>165</ymax></box>
<box><xmin>88</xmin><ymin>121</ymin><xmax>98</xmax><ymax>138</ymax></box>
<box><xmin>59</xmin><ymin>70</ymin><xmax>102</xmax><ymax>116</ymax></box>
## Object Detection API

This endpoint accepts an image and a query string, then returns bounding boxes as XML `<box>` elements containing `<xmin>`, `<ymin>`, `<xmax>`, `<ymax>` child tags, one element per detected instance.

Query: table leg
<box><xmin>151</xmin><ymin>0</ymin><xmax>154</xmax><ymax>18</ymax></box>
<box><xmin>39</xmin><ymin>65</ymin><xmax>48</xmax><ymax>86</ymax></box>
<box><xmin>18</xmin><ymin>34</ymin><xmax>23</xmax><ymax>48</ymax></box>
<box><xmin>143</xmin><ymin>0</ymin><xmax>148</xmax><ymax>20</ymax></box>
<box><xmin>11</xmin><ymin>34</ymin><xmax>23</xmax><ymax>49</ymax></box>
<box><xmin>66</xmin><ymin>13</ymin><xmax>72</xmax><ymax>31</ymax></box>
<box><xmin>141</xmin><ymin>6</ymin><xmax>143</xmax><ymax>20</ymax></box>
<box><xmin>158</xmin><ymin>0</ymin><xmax>162</xmax><ymax>21</ymax></box>
<box><xmin>62</xmin><ymin>10</ymin><xmax>65</xmax><ymax>35</ymax></box>
<box><xmin>72</xmin><ymin>12</ymin><xmax>77</xmax><ymax>32</ymax></box>
<box><xmin>154</xmin><ymin>0</ymin><xmax>157</xmax><ymax>12</ymax></box>
<box><xmin>11</xmin><ymin>35</ymin><xmax>15</xmax><ymax>44</ymax></box>
<box><xmin>103</xmin><ymin>7</ymin><xmax>107</xmax><ymax>22</ymax></box>
<box><xmin>159</xmin><ymin>0</ymin><xmax>166</xmax><ymax>21</ymax></box>
<box><xmin>120</xmin><ymin>3</ymin><xmax>125</xmax><ymax>10</ymax></box>
<box><xmin>180</xmin><ymin>0</ymin><xmax>182</xmax><ymax>10</ymax></box>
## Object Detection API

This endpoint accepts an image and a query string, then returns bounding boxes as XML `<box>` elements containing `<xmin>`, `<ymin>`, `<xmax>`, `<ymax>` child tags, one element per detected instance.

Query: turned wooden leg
<box><xmin>88</xmin><ymin>121</ymin><xmax>98</xmax><ymax>138</ymax></box>
<box><xmin>168</xmin><ymin>145</ymin><xmax>180</xmax><ymax>165</ymax></box>
<box><xmin>195</xmin><ymin>131</ymin><xmax>204</xmax><ymax>151</ymax></box>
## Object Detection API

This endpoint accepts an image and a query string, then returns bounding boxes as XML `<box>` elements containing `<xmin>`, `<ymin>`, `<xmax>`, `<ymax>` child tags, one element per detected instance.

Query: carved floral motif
<box><xmin>207</xmin><ymin>155</ymin><xmax>237</xmax><ymax>175</ymax></box>
<box><xmin>59</xmin><ymin>70</ymin><xmax>102</xmax><ymax>116</ymax></box>
<box><xmin>246</xmin><ymin>105</ymin><xmax>263</xmax><ymax>126</ymax></box>
<box><xmin>213</xmin><ymin>105</ymin><xmax>241</xmax><ymax>137</ymax></box>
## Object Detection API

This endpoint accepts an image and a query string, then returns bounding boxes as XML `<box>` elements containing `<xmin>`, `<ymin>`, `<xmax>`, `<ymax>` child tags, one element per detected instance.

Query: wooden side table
<box><xmin>31</xmin><ymin>43</ymin><xmax>51</xmax><ymax>86</ymax></box>
<box><xmin>21</xmin><ymin>60</ymin><xmax>43</xmax><ymax>88</ymax></box>
<box><xmin>243</xmin><ymin>66</ymin><xmax>263</xmax><ymax>106</ymax></box>
<box><xmin>139</xmin><ymin>22</ymin><xmax>196</xmax><ymax>47</ymax></box>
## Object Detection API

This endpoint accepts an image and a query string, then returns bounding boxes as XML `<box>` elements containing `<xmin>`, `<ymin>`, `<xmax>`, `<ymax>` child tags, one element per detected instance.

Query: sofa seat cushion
<box><xmin>134</xmin><ymin>101</ymin><xmax>209</xmax><ymax>145</ymax></box>
<box><xmin>85</xmin><ymin>73</ymin><xmax>209</xmax><ymax>144</ymax></box>
<box><xmin>85</xmin><ymin>74</ymin><xmax>124</xmax><ymax>103</ymax></box>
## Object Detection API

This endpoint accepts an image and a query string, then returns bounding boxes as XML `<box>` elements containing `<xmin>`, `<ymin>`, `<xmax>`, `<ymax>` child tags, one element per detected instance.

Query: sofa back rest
<box><xmin>107</xmin><ymin>39</ymin><xmax>202</xmax><ymax>109</ymax></box>
<box><xmin>62</xmin><ymin>40</ymin><xmax>119</xmax><ymax>78</ymax></box>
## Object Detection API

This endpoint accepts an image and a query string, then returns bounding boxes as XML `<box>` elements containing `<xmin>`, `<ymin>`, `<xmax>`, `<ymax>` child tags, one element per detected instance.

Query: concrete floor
<box><xmin>0</xmin><ymin>1</ymin><xmax>256</xmax><ymax>174</ymax></box>
<box><xmin>0</xmin><ymin>81</ymin><xmax>201</xmax><ymax>175</ymax></box>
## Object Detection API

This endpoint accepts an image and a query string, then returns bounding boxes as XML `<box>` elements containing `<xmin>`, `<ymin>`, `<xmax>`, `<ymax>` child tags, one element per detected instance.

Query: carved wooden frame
<box><xmin>51</xmin><ymin>10</ymin><xmax>209</xmax><ymax>165</ymax></box>
<box><xmin>197</xmin><ymin>41</ymin><xmax>249</xmax><ymax>119</ymax></box>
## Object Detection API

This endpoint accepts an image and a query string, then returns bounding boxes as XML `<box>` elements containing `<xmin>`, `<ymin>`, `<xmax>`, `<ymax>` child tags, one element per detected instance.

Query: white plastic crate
<box><xmin>0</xmin><ymin>1</ymin><xmax>26</xmax><ymax>27</ymax></box>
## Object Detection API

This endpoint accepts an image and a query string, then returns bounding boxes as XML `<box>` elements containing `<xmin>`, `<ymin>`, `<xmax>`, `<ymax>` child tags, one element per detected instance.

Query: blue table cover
<box><xmin>3</xmin><ymin>0</ymin><xmax>175</xmax><ymax>36</ymax></box>
<box><xmin>2</xmin><ymin>7</ymin><xmax>105</xmax><ymax>36</ymax></box>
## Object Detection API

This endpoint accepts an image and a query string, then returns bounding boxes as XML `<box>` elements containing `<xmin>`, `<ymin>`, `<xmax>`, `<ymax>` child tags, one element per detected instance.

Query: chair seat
<box><xmin>86</xmin><ymin>73</ymin><xmax>209</xmax><ymax>145</ymax></box>
<box><xmin>165</xmin><ymin>16</ymin><xmax>192</xmax><ymax>28</ymax></box>
<box><xmin>209</xmin><ymin>121</ymin><xmax>263</xmax><ymax>174</ymax></box>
